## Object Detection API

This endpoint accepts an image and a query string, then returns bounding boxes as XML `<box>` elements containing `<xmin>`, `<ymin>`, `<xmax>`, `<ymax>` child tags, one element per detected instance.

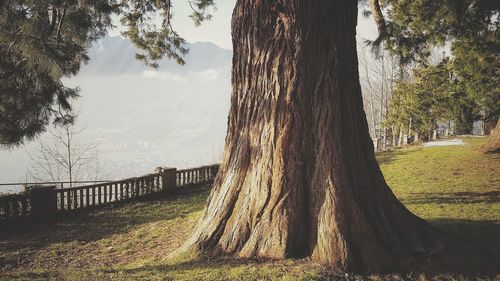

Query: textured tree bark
<box><xmin>369</xmin><ymin>0</ymin><xmax>387</xmax><ymax>36</ymax></box>
<box><xmin>482</xmin><ymin>119</ymin><xmax>500</xmax><ymax>154</ymax></box>
<box><xmin>182</xmin><ymin>0</ymin><xmax>445</xmax><ymax>272</ymax></box>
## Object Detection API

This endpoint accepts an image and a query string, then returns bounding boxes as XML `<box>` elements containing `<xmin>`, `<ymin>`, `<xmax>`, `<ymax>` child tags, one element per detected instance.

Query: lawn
<box><xmin>1</xmin><ymin>137</ymin><xmax>499</xmax><ymax>280</ymax></box>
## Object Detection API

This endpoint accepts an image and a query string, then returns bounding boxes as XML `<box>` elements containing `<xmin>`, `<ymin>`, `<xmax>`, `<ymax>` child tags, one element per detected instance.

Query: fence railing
<box><xmin>176</xmin><ymin>165</ymin><xmax>219</xmax><ymax>187</ymax></box>
<box><xmin>0</xmin><ymin>164</ymin><xmax>219</xmax><ymax>221</ymax></box>
<box><xmin>0</xmin><ymin>193</ymin><xmax>30</xmax><ymax>219</ymax></box>
<box><xmin>55</xmin><ymin>174</ymin><xmax>161</xmax><ymax>212</ymax></box>
<box><xmin>0</xmin><ymin>180</ymin><xmax>114</xmax><ymax>194</ymax></box>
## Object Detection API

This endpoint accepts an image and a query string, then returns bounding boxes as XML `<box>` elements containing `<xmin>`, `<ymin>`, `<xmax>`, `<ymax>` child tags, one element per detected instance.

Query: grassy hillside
<box><xmin>1</xmin><ymin>137</ymin><xmax>498</xmax><ymax>280</ymax></box>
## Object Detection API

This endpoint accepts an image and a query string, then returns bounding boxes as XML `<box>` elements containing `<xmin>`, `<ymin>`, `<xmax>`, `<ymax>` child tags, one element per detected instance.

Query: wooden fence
<box><xmin>0</xmin><ymin>193</ymin><xmax>30</xmax><ymax>219</ymax></box>
<box><xmin>0</xmin><ymin>164</ymin><xmax>219</xmax><ymax>221</ymax></box>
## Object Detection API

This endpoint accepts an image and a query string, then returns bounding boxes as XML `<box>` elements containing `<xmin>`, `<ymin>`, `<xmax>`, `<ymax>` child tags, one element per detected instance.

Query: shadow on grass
<box><xmin>426</xmin><ymin>218</ymin><xmax>500</xmax><ymax>275</ymax></box>
<box><xmin>3</xmin><ymin>258</ymin><xmax>278</xmax><ymax>281</ymax></box>
<box><xmin>2</xmin><ymin>218</ymin><xmax>499</xmax><ymax>280</ymax></box>
<box><xmin>104</xmin><ymin>257</ymin><xmax>260</xmax><ymax>275</ymax></box>
<box><xmin>402</xmin><ymin>191</ymin><xmax>500</xmax><ymax>204</ymax></box>
<box><xmin>115</xmin><ymin>218</ymin><xmax>499</xmax><ymax>278</ymax></box>
<box><xmin>0</xmin><ymin>186</ymin><xmax>210</xmax><ymax>265</ymax></box>
<box><xmin>376</xmin><ymin>149</ymin><xmax>412</xmax><ymax>165</ymax></box>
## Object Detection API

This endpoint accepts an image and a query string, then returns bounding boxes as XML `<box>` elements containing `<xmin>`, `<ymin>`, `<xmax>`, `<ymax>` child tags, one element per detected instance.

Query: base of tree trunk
<box><xmin>177</xmin><ymin>174</ymin><xmax>449</xmax><ymax>273</ymax></box>
<box><xmin>481</xmin><ymin>120</ymin><xmax>500</xmax><ymax>154</ymax></box>
<box><xmin>176</xmin><ymin>0</ymin><xmax>450</xmax><ymax>273</ymax></box>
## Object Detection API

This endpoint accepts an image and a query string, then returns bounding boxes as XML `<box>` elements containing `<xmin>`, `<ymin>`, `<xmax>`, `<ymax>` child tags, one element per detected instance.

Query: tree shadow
<box><xmin>376</xmin><ymin>149</ymin><xmax>411</xmax><ymax>165</ymax></box>
<box><xmin>2</xmin><ymin>218</ymin><xmax>498</xmax><ymax>279</ymax></box>
<box><xmin>113</xmin><ymin>219</ymin><xmax>499</xmax><ymax>278</ymax></box>
<box><xmin>2</xmin><ymin>258</ymin><xmax>276</xmax><ymax>280</ymax></box>
<box><xmin>104</xmin><ymin>257</ymin><xmax>259</xmax><ymax>275</ymax></box>
<box><xmin>0</xmin><ymin>185</ymin><xmax>210</xmax><ymax>268</ymax></box>
<box><xmin>402</xmin><ymin>191</ymin><xmax>500</xmax><ymax>204</ymax></box>
<box><xmin>424</xmin><ymin>218</ymin><xmax>500</xmax><ymax>276</ymax></box>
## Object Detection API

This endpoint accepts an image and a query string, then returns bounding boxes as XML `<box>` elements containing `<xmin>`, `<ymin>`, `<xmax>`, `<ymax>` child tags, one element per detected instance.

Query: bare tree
<box><xmin>358</xmin><ymin>40</ymin><xmax>378</xmax><ymax>139</ymax></box>
<box><xmin>28</xmin><ymin>123</ymin><xmax>102</xmax><ymax>188</ymax></box>
<box><xmin>358</xmin><ymin>41</ymin><xmax>400</xmax><ymax>149</ymax></box>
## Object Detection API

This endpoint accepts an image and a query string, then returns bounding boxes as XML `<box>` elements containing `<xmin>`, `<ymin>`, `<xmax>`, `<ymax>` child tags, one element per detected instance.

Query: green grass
<box><xmin>379</xmin><ymin>137</ymin><xmax>500</xmax><ymax>242</ymax></box>
<box><xmin>1</xmin><ymin>137</ymin><xmax>499</xmax><ymax>280</ymax></box>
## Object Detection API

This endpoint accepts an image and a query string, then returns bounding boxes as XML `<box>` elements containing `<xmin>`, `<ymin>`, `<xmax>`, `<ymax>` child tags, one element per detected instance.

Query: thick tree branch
<box><xmin>369</xmin><ymin>0</ymin><xmax>387</xmax><ymax>37</ymax></box>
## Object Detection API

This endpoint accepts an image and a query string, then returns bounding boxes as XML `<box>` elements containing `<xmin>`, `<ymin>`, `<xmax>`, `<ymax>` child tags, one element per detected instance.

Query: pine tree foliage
<box><xmin>120</xmin><ymin>0</ymin><xmax>215</xmax><ymax>67</ymax></box>
<box><xmin>376</xmin><ymin>0</ymin><xmax>499</xmax><ymax>134</ymax></box>
<box><xmin>0</xmin><ymin>0</ymin><xmax>119</xmax><ymax>147</ymax></box>
<box><xmin>377</xmin><ymin>0</ymin><xmax>499</xmax><ymax>62</ymax></box>
<box><xmin>452</xmin><ymin>33</ymin><xmax>500</xmax><ymax>124</ymax></box>
<box><xmin>0</xmin><ymin>0</ymin><xmax>215</xmax><ymax>148</ymax></box>
<box><xmin>386</xmin><ymin>60</ymin><xmax>474</xmax><ymax>135</ymax></box>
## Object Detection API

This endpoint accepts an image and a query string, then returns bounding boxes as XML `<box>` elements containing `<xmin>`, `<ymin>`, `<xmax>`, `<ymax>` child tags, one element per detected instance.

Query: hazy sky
<box><xmin>109</xmin><ymin>1</ymin><xmax>378</xmax><ymax>49</ymax></box>
<box><xmin>109</xmin><ymin>1</ymin><xmax>235</xmax><ymax>49</ymax></box>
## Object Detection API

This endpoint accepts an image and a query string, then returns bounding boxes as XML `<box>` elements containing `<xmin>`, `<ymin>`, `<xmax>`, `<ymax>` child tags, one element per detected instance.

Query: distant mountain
<box><xmin>80</xmin><ymin>36</ymin><xmax>233</xmax><ymax>76</ymax></box>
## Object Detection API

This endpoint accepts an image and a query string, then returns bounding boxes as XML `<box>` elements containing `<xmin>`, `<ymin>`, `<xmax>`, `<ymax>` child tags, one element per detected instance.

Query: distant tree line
<box><xmin>362</xmin><ymin>0</ymin><xmax>499</xmax><ymax>142</ymax></box>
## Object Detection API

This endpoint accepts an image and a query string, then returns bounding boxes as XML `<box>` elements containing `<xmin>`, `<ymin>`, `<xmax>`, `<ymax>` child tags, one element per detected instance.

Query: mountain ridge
<box><xmin>80</xmin><ymin>36</ymin><xmax>233</xmax><ymax>76</ymax></box>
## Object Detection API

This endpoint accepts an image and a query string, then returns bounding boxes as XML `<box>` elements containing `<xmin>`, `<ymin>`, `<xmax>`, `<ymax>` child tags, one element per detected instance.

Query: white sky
<box><xmin>109</xmin><ymin>1</ymin><xmax>378</xmax><ymax>49</ymax></box>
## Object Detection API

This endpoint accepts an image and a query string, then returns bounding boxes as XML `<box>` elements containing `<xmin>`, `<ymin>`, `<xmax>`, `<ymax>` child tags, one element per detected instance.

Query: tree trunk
<box><xmin>370</xmin><ymin>89</ymin><xmax>377</xmax><ymax>139</ymax></box>
<box><xmin>455</xmin><ymin>106</ymin><xmax>474</xmax><ymax>134</ymax></box>
<box><xmin>482</xmin><ymin>119</ymin><xmax>500</xmax><ymax>154</ymax></box>
<box><xmin>392</xmin><ymin>124</ymin><xmax>397</xmax><ymax>147</ymax></box>
<box><xmin>182</xmin><ymin>0</ymin><xmax>444</xmax><ymax>272</ymax></box>
<box><xmin>382</xmin><ymin>127</ymin><xmax>387</xmax><ymax>150</ymax></box>
<box><xmin>408</xmin><ymin>117</ymin><xmax>412</xmax><ymax>137</ymax></box>
<box><xmin>370</xmin><ymin>0</ymin><xmax>386</xmax><ymax>36</ymax></box>
<box><xmin>398</xmin><ymin>122</ymin><xmax>404</xmax><ymax>147</ymax></box>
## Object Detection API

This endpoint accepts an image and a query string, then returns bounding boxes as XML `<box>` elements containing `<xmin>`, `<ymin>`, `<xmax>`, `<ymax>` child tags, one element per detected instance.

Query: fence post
<box><xmin>159</xmin><ymin>167</ymin><xmax>177</xmax><ymax>191</ymax></box>
<box><xmin>28</xmin><ymin>185</ymin><xmax>57</xmax><ymax>220</ymax></box>
<box><xmin>432</xmin><ymin>130</ymin><xmax>437</xmax><ymax>140</ymax></box>
<box><xmin>211</xmin><ymin>164</ymin><xmax>220</xmax><ymax>180</ymax></box>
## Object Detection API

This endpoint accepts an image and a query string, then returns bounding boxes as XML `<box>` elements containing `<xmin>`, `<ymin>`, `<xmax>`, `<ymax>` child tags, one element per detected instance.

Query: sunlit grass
<box><xmin>380</xmin><ymin>137</ymin><xmax>500</xmax><ymax>223</ymax></box>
